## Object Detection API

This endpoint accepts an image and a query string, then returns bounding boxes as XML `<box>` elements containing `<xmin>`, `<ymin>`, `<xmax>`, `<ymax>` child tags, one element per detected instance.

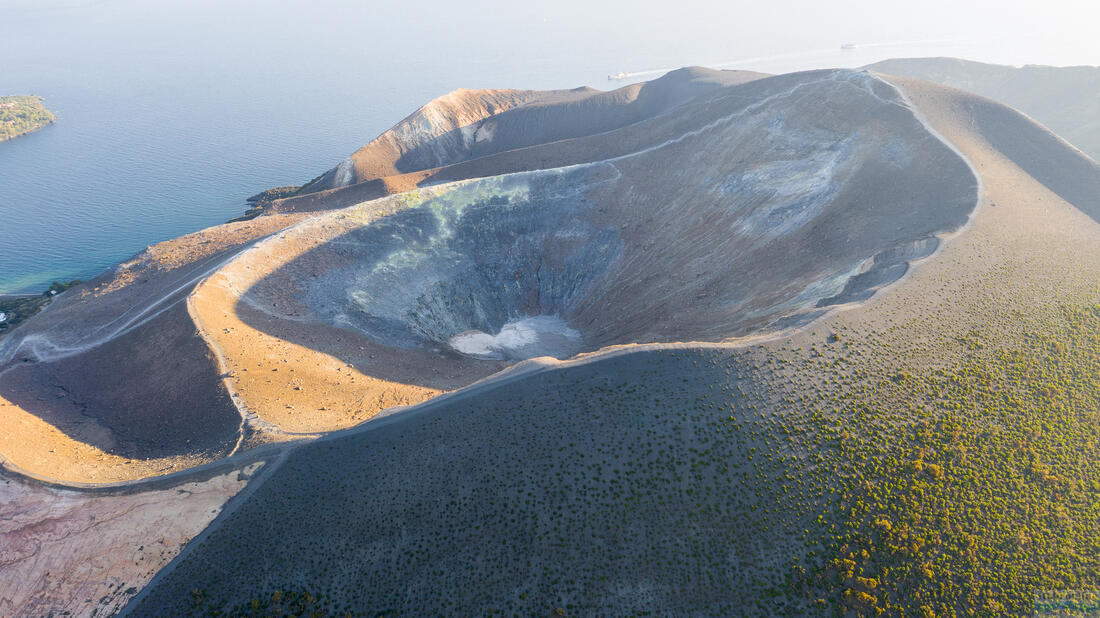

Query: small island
<box><xmin>0</xmin><ymin>95</ymin><xmax>56</xmax><ymax>142</ymax></box>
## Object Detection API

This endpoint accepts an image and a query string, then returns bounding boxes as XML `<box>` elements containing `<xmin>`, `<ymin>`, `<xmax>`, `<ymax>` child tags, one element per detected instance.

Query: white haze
<box><xmin>2</xmin><ymin>0</ymin><xmax>1097</xmax><ymax>94</ymax></box>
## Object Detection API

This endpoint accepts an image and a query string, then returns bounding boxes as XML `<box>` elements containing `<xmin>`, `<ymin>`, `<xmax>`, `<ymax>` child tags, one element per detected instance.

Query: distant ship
<box><xmin>607</xmin><ymin>72</ymin><xmax>629</xmax><ymax>81</ymax></box>
<box><xmin>840</xmin><ymin>43</ymin><xmax>857</xmax><ymax>50</ymax></box>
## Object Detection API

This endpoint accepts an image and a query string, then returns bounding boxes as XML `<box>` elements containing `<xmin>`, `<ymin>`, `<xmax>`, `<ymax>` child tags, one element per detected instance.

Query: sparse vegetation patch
<box><xmin>0</xmin><ymin>95</ymin><xmax>55</xmax><ymax>142</ymax></box>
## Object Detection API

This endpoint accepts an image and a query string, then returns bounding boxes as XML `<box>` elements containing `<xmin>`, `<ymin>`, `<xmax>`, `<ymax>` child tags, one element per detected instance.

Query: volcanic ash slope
<box><xmin>0</xmin><ymin>215</ymin><xmax>308</xmax><ymax>484</ymax></box>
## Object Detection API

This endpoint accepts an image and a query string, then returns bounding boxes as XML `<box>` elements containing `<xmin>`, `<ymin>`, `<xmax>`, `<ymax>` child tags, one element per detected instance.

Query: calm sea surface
<box><xmin>1</xmin><ymin>0</ymin><xmax>1093</xmax><ymax>293</ymax></box>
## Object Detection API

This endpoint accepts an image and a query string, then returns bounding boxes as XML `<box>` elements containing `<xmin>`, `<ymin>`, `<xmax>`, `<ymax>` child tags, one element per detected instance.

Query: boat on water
<box><xmin>840</xmin><ymin>43</ymin><xmax>857</xmax><ymax>50</ymax></box>
<box><xmin>607</xmin><ymin>72</ymin><xmax>629</xmax><ymax>81</ymax></box>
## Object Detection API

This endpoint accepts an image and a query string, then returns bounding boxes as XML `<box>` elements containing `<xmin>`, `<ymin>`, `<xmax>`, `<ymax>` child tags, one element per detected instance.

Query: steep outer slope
<box><xmin>131</xmin><ymin>78</ymin><xmax>1100</xmax><ymax>616</ymax></box>
<box><xmin>867</xmin><ymin>57</ymin><xmax>1100</xmax><ymax>161</ymax></box>
<box><xmin>292</xmin><ymin>67</ymin><xmax>767</xmax><ymax>198</ymax></box>
<box><xmin>0</xmin><ymin>214</ymin><xmax>307</xmax><ymax>483</ymax></box>
<box><xmin>187</xmin><ymin>69</ymin><xmax>976</xmax><ymax>436</ymax></box>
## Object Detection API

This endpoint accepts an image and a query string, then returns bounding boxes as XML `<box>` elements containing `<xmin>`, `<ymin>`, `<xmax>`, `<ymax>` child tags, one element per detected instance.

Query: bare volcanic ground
<box><xmin>0</xmin><ymin>214</ymin><xmax>307</xmax><ymax>483</ymax></box>
<box><xmin>0</xmin><ymin>67</ymin><xmax>980</xmax><ymax>487</ymax></box>
<box><xmin>129</xmin><ymin>76</ymin><xmax>1100</xmax><ymax>617</ymax></box>
<box><xmin>866</xmin><ymin>57</ymin><xmax>1100</xmax><ymax>161</ymax></box>
<box><xmin>295</xmin><ymin>66</ymin><xmax>768</xmax><ymax>196</ymax></box>
<box><xmin>0</xmin><ymin>462</ymin><xmax>264</xmax><ymax>617</ymax></box>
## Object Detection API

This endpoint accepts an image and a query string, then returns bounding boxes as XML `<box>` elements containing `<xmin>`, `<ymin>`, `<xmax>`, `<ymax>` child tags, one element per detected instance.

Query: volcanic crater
<box><xmin>232</xmin><ymin>71</ymin><xmax>976</xmax><ymax>359</ymax></box>
<box><xmin>0</xmin><ymin>68</ymin><xmax>981</xmax><ymax>478</ymax></box>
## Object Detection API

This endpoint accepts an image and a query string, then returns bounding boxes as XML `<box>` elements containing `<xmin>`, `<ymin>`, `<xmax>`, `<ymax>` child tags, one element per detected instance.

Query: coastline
<box><xmin>0</xmin><ymin>119</ymin><xmax>54</xmax><ymax>143</ymax></box>
<box><xmin>0</xmin><ymin>281</ymin><xmax>81</xmax><ymax>336</ymax></box>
